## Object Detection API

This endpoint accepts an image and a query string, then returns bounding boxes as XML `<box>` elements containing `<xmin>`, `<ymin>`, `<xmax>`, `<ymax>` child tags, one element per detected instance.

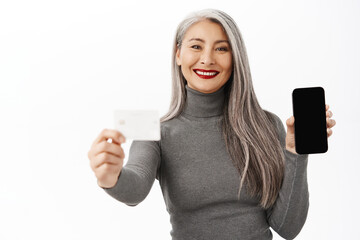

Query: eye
<box><xmin>191</xmin><ymin>45</ymin><xmax>201</xmax><ymax>50</ymax></box>
<box><xmin>216</xmin><ymin>46</ymin><xmax>229</xmax><ymax>52</ymax></box>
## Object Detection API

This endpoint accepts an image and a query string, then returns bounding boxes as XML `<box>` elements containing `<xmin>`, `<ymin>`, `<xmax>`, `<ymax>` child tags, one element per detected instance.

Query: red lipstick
<box><xmin>193</xmin><ymin>69</ymin><xmax>220</xmax><ymax>79</ymax></box>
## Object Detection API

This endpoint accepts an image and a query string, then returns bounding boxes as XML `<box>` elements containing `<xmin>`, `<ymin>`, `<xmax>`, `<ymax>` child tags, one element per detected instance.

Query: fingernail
<box><xmin>119</xmin><ymin>136</ymin><xmax>126</xmax><ymax>143</ymax></box>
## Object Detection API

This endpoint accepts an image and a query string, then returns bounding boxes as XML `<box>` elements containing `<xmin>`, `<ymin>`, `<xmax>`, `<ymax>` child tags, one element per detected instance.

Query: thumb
<box><xmin>286</xmin><ymin>116</ymin><xmax>295</xmax><ymax>134</ymax></box>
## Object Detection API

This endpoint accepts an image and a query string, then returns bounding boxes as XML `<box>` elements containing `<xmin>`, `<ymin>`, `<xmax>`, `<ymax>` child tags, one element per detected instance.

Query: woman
<box><xmin>88</xmin><ymin>9</ymin><xmax>336</xmax><ymax>239</ymax></box>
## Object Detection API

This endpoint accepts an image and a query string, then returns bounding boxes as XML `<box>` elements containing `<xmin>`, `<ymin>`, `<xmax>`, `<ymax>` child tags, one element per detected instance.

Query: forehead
<box><xmin>183</xmin><ymin>20</ymin><xmax>228</xmax><ymax>41</ymax></box>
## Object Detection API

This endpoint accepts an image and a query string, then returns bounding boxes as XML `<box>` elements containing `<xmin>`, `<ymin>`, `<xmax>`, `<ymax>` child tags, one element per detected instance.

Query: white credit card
<box><xmin>114</xmin><ymin>110</ymin><xmax>161</xmax><ymax>141</ymax></box>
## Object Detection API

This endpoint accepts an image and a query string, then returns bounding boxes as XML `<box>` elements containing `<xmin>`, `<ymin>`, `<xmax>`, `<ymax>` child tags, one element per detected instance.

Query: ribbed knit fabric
<box><xmin>103</xmin><ymin>84</ymin><xmax>309</xmax><ymax>240</ymax></box>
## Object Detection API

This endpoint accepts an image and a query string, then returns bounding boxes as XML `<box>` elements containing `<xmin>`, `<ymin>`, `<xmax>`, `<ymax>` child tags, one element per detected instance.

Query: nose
<box><xmin>200</xmin><ymin>49</ymin><xmax>215</xmax><ymax>65</ymax></box>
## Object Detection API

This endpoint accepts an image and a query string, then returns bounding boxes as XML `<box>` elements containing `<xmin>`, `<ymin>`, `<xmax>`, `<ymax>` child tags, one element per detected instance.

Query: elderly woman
<box><xmin>88</xmin><ymin>9</ymin><xmax>336</xmax><ymax>240</ymax></box>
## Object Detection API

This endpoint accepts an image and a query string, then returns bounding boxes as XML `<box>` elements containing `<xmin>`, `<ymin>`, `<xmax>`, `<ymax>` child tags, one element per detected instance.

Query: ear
<box><xmin>175</xmin><ymin>46</ymin><xmax>181</xmax><ymax>66</ymax></box>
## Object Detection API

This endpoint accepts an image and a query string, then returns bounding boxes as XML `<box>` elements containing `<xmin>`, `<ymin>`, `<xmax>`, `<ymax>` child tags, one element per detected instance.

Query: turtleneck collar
<box><xmin>182</xmin><ymin>83</ymin><xmax>226</xmax><ymax>118</ymax></box>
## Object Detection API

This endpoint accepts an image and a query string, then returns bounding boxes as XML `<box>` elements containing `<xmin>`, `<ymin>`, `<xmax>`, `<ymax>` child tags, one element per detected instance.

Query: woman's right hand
<box><xmin>88</xmin><ymin>129</ymin><xmax>126</xmax><ymax>189</ymax></box>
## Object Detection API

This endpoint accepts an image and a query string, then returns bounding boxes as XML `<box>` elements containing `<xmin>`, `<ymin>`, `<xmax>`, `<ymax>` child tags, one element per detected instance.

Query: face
<box><xmin>176</xmin><ymin>20</ymin><xmax>233</xmax><ymax>94</ymax></box>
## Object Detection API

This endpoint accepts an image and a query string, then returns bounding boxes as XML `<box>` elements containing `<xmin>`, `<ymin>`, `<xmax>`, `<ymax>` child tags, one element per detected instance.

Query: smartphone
<box><xmin>292</xmin><ymin>87</ymin><xmax>328</xmax><ymax>154</ymax></box>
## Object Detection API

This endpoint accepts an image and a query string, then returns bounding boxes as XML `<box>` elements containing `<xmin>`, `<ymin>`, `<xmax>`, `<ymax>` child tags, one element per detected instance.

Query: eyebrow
<box><xmin>188</xmin><ymin>38</ymin><xmax>229</xmax><ymax>44</ymax></box>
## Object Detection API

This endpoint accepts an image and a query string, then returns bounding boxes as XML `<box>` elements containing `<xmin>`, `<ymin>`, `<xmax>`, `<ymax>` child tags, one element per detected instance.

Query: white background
<box><xmin>1</xmin><ymin>0</ymin><xmax>359</xmax><ymax>239</ymax></box>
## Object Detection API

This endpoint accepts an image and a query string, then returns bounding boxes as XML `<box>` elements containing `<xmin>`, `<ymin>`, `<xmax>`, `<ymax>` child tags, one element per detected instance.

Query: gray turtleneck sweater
<box><xmin>103</xmin><ymin>84</ymin><xmax>309</xmax><ymax>240</ymax></box>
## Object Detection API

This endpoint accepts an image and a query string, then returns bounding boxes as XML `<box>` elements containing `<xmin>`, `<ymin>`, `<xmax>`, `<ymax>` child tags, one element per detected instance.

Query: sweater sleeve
<box><xmin>101</xmin><ymin>140</ymin><xmax>161</xmax><ymax>206</ymax></box>
<box><xmin>266</xmin><ymin>113</ymin><xmax>309</xmax><ymax>240</ymax></box>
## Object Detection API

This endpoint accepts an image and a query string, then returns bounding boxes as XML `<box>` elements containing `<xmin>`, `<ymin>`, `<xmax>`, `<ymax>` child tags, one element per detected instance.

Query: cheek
<box><xmin>221</xmin><ymin>54</ymin><xmax>233</xmax><ymax>73</ymax></box>
<box><xmin>181</xmin><ymin>50</ymin><xmax>198</xmax><ymax>68</ymax></box>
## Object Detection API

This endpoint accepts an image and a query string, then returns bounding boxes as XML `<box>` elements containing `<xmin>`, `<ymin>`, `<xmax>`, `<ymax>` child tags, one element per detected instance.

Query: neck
<box><xmin>183</xmin><ymin>84</ymin><xmax>226</xmax><ymax>118</ymax></box>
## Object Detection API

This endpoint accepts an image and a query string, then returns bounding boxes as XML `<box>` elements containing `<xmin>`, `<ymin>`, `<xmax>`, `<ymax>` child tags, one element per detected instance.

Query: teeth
<box><xmin>195</xmin><ymin>70</ymin><xmax>218</xmax><ymax>76</ymax></box>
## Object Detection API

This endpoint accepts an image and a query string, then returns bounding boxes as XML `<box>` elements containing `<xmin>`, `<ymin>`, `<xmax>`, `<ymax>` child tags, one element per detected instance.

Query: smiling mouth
<box><xmin>193</xmin><ymin>69</ymin><xmax>220</xmax><ymax>79</ymax></box>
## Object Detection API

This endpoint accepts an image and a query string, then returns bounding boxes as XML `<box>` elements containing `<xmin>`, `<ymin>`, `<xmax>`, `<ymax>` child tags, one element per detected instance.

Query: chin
<box><xmin>188</xmin><ymin>82</ymin><xmax>219</xmax><ymax>94</ymax></box>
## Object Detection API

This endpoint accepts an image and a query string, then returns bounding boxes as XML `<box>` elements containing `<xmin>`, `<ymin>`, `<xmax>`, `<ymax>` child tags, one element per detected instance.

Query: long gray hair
<box><xmin>160</xmin><ymin>9</ymin><xmax>284</xmax><ymax>209</ymax></box>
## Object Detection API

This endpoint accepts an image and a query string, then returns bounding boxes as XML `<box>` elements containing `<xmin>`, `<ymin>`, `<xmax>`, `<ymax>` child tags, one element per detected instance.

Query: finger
<box><xmin>94</xmin><ymin>163</ymin><xmax>121</xmax><ymax>183</ymax></box>
<box><xmin>92</xmin><ymin>129</ymin><xmax>126</xmax><ymax>147</ymax></box>
<box><xmin>326</xmin><ymin>104</ymin><xmax>329</xmax><ymax>111</ymax></box>
<box><xmin>91</xmin><ymin>152</ymin><xmax>123</xmax><ymax>169</ymax></box>
<box><xmin>327</xmin><ymin>118</ymin><xmax>336</xmax><ymax>128</ymax></box>
<box><xmin>327</xmin><ymin>128</ymin><xmax>333</xmax><ymax>137</ymax></box>
<box><xmin>92</xmin><ymin>141</ymin><xmax>125</xmax><ymax>159</ymax></box>
<box><xmin>326</xmin><ymin>110</ymin><xmax>333</xmax><ymax>118</ymax></box>
<box><xmin>286</xmin><ymin>116</ymin><xmax>295</xmax><ymax>134</ymax></box>
<box><xmin>286</xmin><ymin>116</ymin><xmax>294</xmax><ymax>126</ymax></box>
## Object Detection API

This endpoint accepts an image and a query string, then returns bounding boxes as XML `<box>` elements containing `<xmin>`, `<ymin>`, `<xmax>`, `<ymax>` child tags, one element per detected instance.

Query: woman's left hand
<box><xmin>285</xmin><ymin>104</ymin><xmax>336</xmax><ymax>154</ymax></box>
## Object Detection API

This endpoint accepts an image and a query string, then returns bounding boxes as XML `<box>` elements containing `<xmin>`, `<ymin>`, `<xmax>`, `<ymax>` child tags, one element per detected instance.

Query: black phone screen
<box><xmin>292</xmin><ymin>87</ymin><xmax>328</xmax><ymax>154</ymax></box>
